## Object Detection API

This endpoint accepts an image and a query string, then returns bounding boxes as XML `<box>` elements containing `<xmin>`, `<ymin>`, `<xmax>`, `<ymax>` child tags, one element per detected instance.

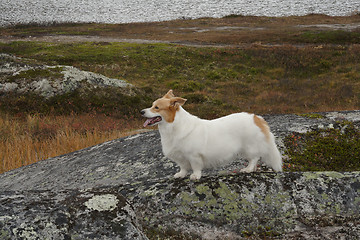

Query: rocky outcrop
<box><xmin>0</xmin><ymin>188</ymin><xmax>147</xmax><ymax>240</ymax></box>
<box><xmin>0</xmin><ymin>111</ymin><xmax>359</xmax><ymax>239</ymax></box>
<box><xmin>1</xmin><ymin>172</ymin><xmax>359</xmax><ymax>239</ymax></box>
<box><xmin>0</xmin><ymin>54</ymin><xmax>133</xmax><ymax>98</ymax></box>
<box><xmin>136</xmin><ymin>172</ymin><xmax>360</xmax><ymax>239</ymax></box>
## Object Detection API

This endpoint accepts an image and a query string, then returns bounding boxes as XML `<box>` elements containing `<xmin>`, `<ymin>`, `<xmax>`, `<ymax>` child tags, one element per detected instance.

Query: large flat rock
<box><xmin>1</xmin><ymin>111</ymin><xmax>359</xmax><ymax>239</ymax></box>
<box><xmin>1</xmin><ymin>172</ymin><xmax>359</xmax><ymax>239</ymax></box>
<box><xmin>1</xmin><ymin>110</ymin><xmax>359</xmax><ymax>191</ymax></box>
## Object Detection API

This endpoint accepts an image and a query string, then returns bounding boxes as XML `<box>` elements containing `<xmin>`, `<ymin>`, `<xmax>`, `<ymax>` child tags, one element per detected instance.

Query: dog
<box><xmin>141</xmin><ymin>90</ymin><xmax>282</xmax><ymax>180</ymax></box>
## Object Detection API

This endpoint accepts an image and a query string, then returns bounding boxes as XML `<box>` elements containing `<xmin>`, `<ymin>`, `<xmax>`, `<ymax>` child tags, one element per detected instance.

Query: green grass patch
<box><xmin>0</xmin><ymin>41</ymin><xmax>359</xmax><ymax>116</ymax></box>
<box><xmin>2</xmin><ymin>41</ymin><xmax>355</xmax><ymax>81</ymax></box>
<box><xmin>284</xmin><ymin>122</ymin><xmax>360</xmax><ymax>171</ymax></box>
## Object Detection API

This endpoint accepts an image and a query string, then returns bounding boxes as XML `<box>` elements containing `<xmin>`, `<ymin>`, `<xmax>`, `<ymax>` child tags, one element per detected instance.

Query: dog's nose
<box><xmin>140</xmin><ymin>110</ymin><xmax>145</xmax><ymax>115</ymax></box>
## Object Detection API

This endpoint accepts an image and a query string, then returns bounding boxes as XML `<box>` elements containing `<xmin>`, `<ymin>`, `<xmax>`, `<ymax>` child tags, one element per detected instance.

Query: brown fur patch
<box><xmin>150</xmin><ymin>91</ymin><xmax>187</xmax><ymax>123</ymax></box>
<box><xmin>150</xmin><ymin>98</ymin><xmax>176</xmax><ymax>123</ymax></box>
<box><xmin>254</xmin><ymin>115</ymin><xmax>270</xmax><ymax>141</ymax></box>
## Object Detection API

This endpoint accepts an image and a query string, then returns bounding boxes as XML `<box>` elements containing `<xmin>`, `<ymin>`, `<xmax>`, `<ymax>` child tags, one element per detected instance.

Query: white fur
<box><xmin>142</xmin><ymin>104</ymin><xmax>282</xmax><ymax>180</ymax></box>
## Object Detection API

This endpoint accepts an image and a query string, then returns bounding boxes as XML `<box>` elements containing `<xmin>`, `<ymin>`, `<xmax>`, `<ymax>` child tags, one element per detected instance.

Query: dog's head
<box><xmin>141</xmin><ymin>90</ymin><xmax>187</xmax><ymax>127</ymax></box>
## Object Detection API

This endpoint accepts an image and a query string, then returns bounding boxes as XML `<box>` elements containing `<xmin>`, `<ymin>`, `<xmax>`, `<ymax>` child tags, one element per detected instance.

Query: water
<box><xmin>0</xmin><ymin>0</ymin><xmax>359</xmax><ymax>27</ymax></box>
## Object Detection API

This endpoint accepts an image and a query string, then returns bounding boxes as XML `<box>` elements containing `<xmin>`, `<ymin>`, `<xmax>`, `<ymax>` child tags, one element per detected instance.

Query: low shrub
<box><xmin>284</xmin><ymin>122</ymin><xmax>360</xmax><ymax>171</ymax></box>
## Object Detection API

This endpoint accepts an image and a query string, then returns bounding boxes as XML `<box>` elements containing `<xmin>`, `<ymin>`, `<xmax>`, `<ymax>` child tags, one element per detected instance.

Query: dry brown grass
<box><xmin>0</xmin><ymin>113</ymin><xmax>144</xmax><ymax>174</ymax></box>
<box><xmin>1</xmin><ymin>14</ymin><xmax>359</xmax><ymax>45</ymax></box>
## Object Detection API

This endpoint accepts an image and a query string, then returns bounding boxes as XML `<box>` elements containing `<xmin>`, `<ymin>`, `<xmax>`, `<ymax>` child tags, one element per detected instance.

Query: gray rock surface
<box><xmin>0</xmin><ymin>188</ymin><xmax>148</xmax><ymax>240</ymax></box>
<box><xmin>1</xmin><ymin>110</ymin><xmax>359</xmax><ymax>239</ymax></box>
<box><xmin>127</xmin><ymin>172</ymin><xmax>360</xmax><ymax>239</ymax></box>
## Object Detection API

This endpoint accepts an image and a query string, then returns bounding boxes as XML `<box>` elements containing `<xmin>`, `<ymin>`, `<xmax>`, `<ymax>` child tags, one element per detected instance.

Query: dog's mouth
<box><xmin>143</xmin><ymin>116</ymin><xmax>162</xmax><ymax>127</ymax></box>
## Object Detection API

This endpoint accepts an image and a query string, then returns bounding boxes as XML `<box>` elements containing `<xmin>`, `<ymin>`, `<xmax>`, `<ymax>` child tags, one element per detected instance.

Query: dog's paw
<box><xmin>239</xmin><ymin>167</ymin><xmax>254</xmax><ymax>173</ymax></box>
<box><xmin>190</xmin><ymin>173</ymin><xmax>201</xmax><ymax>180</ymax></box>
<box><xmin>174</xmin><ymin>172</ymin><xmax>187</xmax><ymax>179</ymax></box>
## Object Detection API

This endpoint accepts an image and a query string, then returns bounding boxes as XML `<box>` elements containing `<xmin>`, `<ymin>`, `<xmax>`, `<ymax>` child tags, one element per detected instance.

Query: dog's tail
<box><xmin>263</xmin><ymin>141</ymin><xmax>283</xmax><ymax>172</ymax></box>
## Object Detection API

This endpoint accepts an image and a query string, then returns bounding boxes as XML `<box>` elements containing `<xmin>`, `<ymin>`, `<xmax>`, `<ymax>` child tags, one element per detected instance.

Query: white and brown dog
<box><xmin>141</xmin><ymin>90</ymin><xmax>282</xmax><ymax>180</ymax></box>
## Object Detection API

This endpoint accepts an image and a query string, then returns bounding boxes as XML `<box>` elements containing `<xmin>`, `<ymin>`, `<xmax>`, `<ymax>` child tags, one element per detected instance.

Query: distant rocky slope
<box><xmin>0</xmin><ymin>111</ymin><xmax>359</xmax><ymax>239</ymax></box>
<box><xmin>0</xmin><ymin>53</ymin><xmax>133</xmax><ymax>98</ymax></box>
<box><xmin>0</xmin><ymin>53</ymin><xmax>147</xmax><ymax>116</ymax></box>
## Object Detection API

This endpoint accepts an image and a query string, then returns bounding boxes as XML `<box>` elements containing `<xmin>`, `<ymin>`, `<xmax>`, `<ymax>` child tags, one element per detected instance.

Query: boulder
<box><xmin>0</xmin><ymin>53</ymin><xmax>133</xmax><ymax>98</ymax></box>
<box><xmin>0</xmin><ymin>110</ymin><xmax>360</xmax><ymax>239</ymax></box>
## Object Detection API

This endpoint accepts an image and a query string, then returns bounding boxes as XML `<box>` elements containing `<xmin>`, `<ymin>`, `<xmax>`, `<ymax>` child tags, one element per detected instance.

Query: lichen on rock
<box><xmin>124</xmin><ymin>171</ymin><xmax>359</xmax><ymax>239</ymax></box>
<box><xmin>84</xmin><ymin>194</ymin><xmax>119</xmax><ymax>212</ymax></box>
<box><xmin>0</xmin><ymin>189</ymin><xmax>148</xmax><ymax>240</ymax></box>
<box><xmin>0</xmin><ymin>110</ymin><xmax>360</xmax><ymax>239</ymax></box>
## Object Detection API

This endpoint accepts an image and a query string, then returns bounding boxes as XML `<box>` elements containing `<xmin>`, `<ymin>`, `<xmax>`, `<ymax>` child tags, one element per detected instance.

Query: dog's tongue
<box><xmin>143</xmin><ymin>116</ymin><xmax>161</xmax><ymax>127</ymax></box>
<box><xmin>143</xmin><ymin>118</ymin><xmax>152</xmax><ymax>127</ymax></box>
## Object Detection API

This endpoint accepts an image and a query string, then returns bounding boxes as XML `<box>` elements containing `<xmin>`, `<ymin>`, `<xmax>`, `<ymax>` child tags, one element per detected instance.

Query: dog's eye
<box><xmin>154</xmin><ymin>106</ymin><xmax>159</xmax><ymax>110</ymax></box>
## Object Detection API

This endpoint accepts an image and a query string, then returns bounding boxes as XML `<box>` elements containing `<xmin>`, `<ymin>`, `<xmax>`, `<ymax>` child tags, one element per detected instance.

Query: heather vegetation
<box><xmin>284</xmin><ymin>121</ymin><xmax>360</xmax><ymax>172</ymax></box>
<box><xmin>0</xmin><ymin>14</ymin><xmax>359</xmax><ymax>173</ymax></box>
<box><xmin>1</xmin><ymin>41</ymin><xmax>359</xmax><ymax>118</ymax></box>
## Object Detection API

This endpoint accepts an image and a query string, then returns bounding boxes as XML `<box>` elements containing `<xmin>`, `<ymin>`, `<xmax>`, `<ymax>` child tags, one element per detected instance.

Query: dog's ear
<box><xmin>170</xmin><ymin>97</ymin><xmax>187</xmax><ymax>109</ymax></box>
<box><xmin>164</xmin><ymin>89</ymin><xmax>175</xmax><ymax>99</ymax></box>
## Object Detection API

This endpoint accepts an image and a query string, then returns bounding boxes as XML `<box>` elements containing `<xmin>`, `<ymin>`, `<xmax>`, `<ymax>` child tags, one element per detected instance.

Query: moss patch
<box><xmin>8</xmin><ymin>67</ymin><xmax>63</xmax><ymax>83</ymax></box>
<box><xmin>0</xmin><ymin>87</ymin><xmax>149</xmax><ymax>117</ymax></box>
<box><xmin>298</xmin><ymin>113</ymin><xmax>325</xmax><ymax>119</ymax></box>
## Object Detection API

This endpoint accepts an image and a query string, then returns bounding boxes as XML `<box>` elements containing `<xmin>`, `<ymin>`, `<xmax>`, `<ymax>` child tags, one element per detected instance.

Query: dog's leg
<box><xmin>174</xmin><ymin>161</ymin><xmax>190</xmax><ymax>179</ymax></box>
<box><xmin>240</xmin><ymin>157</ymin><xmax>259</xmax><ymax>173</ymax></box>
<box><xmin>189</xmin><ymin>156</ymin><xmax>203</xmax><ymax>180</ymax></box>
<box><xmin>190</xmin><ymin>171</ymin><xmax>202</xmax><ymax>180</ymax></box>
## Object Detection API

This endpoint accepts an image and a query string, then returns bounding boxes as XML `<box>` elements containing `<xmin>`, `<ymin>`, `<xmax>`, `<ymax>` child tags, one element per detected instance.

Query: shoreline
<box><xmin>1</xmin><ymin>0</ymin><xmax>359</xmax><ymax>27</ymax></box>
<box><xmin>1</xmin><ymin>13</ymin><xmax>360</xmax><ymax>26</ymax></box>
<box><xmin>1</xmin><ymin>12</ymin><xmax>360</xmax><ymax>28</ymax></box>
